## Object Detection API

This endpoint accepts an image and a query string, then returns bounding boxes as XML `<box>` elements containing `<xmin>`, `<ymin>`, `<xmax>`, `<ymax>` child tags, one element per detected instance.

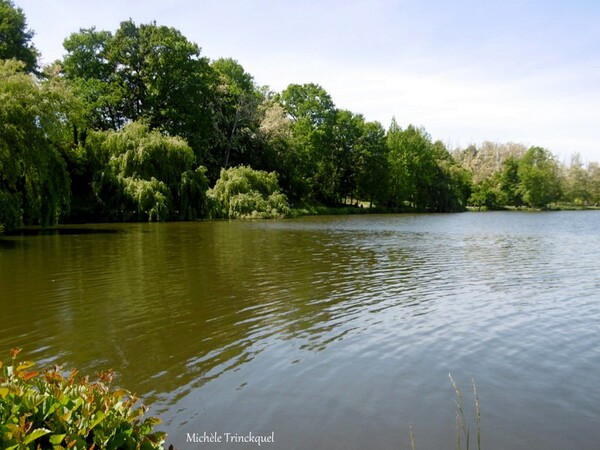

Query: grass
<box><xmin>409</xmin><ymin>375</ymin><xmax>481</xmax><ymax>450</ymax></box>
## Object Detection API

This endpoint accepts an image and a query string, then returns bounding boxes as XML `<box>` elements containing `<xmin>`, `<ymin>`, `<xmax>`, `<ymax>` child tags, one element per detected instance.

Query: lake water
<box><xmin>1</xmin><ymin>211</ymin><xmax>600</xmax><ymax>449</ymax></box>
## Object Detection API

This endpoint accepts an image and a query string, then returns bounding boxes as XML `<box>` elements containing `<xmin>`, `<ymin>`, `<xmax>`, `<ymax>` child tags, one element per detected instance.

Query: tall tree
<box><xmin>62</xmin><ymin>28</ymin><xmax>122</xmax><ymax>131</ymax></box>
<box><xmin>563</xmin><ymin>153</ymin><xmax>591</xmax><ymax>205</ymax></box>
<box><xmin>211</xmin><ymin>58</ymin><xmax>262</xmax><ymax>170</ymax></box>
<box><xmin>280</xmin><ymin>83</ymin><xmax>338</xmax><ymax>204</ymax></box>
<box><xmin>355</xmin><ymin>120</ymin><xmax>389</xmax><ymax>207</ymax></box>
<box><xmin>61</xmin><ymin>20</ymin><xmax>214</xmax><ymax>160</ymax></box>
<box><xmin>387</xmin><ymin>122</ymin><xmax>436</xmax><ymax>210</ymax></box>
<box><xmin>0</xmin><ymin>0</ymin><xmax>38</xmax><ymax>72</ymax></box>
<box><xmin>518</xmin><ymin>146</ymin><xmax>562</xmax><ymax>208</ymax></box>
<box><xmin>0</xmin><ymin>60</ymin><xmax>72</xmax><ymax>231</ymax></box>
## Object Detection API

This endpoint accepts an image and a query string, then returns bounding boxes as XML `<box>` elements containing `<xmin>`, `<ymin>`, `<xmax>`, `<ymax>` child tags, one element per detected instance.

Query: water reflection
<box><xmin>2</xmin><ymin>212</ymin><xmax>600</xmax><ymax>449</ymax></box>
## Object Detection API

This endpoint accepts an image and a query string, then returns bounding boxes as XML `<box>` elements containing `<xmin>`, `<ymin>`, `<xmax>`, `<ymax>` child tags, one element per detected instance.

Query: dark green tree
<box><xmin>355</xmin><ymin>120</ymin><xmax>389</xmax><ymax>207</ymax></box>
<box><xmin>61</xmin><ymin>20</ymin><xmax>215</xmax><ymax>161</ymax></box>
<box><xmin>280</xmin><ymin>83</ymin><xmax>338</xmax><ymax>204</ymax></box>
<box><xmin>62</xmin><ymin>27</ymin><xmax>123</xmax><ymax>131</ymax></box>
<box><xmin>211</xmin><ymin>58</ymin><xmax>262</xmax><ymax>171</ymax></box>
<box><xmin>0</xmin><ymin>0</ymin><xmax>38</xmax><ymax>72</ymax></box>
<box><xmin>387</xmin><ymin>122</ymin><xmax>437</xmax><ymax>210</ymax></box>
<box><xmin>429</xmin><ymin>141</ymin><xmax>472</xmax><ymax>212</ymax></box>
<box><xmin>498</xmin><ymin>156</ymin><xmax>523</xmax><ymax>207</ymax></box>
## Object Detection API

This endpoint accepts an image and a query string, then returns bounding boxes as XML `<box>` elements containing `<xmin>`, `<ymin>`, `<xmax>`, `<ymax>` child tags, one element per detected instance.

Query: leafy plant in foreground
<box><xmin>0</xmin><ymin>348</ymin><xmax>165</xmax><ymax>449</ymax></box>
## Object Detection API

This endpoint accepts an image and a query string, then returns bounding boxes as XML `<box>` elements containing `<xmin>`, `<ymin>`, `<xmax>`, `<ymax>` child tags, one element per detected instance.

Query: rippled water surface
<box><xmin>1</xmin><ymin>211</ymin><xmax>600</xmax><ymax>449</ymax></box>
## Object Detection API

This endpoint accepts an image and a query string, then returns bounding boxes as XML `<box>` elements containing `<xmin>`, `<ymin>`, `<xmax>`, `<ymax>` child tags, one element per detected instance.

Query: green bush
<box><xmin>0</xmin><ymin>348</ymin><xmax>166</xmax><ymax>450</ymax></box>
<box><xmin>208</xmin><ymin>166</ymin><xmax>290</xmax><ymax>219</ymax></box>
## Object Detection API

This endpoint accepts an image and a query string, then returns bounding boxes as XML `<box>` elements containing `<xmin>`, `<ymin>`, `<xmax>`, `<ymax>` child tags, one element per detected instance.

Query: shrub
<box><xmin>0</xmin><ymin>348</ymin><xmax>166</xmax><ymax>450</ymax></box>
<box><xmin>208</xmin><ymin>166</ymin><xmax>290</xmax><ymax>219</ymax></box>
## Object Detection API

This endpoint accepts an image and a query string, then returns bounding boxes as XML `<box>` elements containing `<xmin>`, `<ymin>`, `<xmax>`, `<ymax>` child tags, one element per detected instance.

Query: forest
<box><xmin>2</xmin><ymin>0</ymin><xmax>600</xmax><ymax>234</ymax></box>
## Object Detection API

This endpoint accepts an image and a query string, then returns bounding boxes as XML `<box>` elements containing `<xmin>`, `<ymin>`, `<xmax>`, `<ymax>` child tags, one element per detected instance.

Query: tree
<box><xmin>208</xmin><ymin>166</ymin><xmax>290</xmax><ymax>219</ymax></box>
<box><xmin>0</xmin><ymin>0</ymin><xmax>38</xmax><ymax>72</ymax></box>
<box><xmin>498</xmin><ymin>156</ymin><xmax>523</xmax><ymax>207</ymax></box>
<box><xmin>62</xmin><ymin>27</ymin><xmax>123</xmax><ymax>131</ymax></box>
<box><xmin>61</xmin><ymin>20</ymin><xmax>215</xmax><ymax>160</ymax></box>
<box><xmin>563</xmin><ymin>153</ymin><xmax>591</xmax><ymax>205</ymax></box>
<box><xmin>89</xmin><ymin>122</ymin><xmax>209</xmax><ymax>221</ymax></box>
<box><xmin>211</xmin><ymin>58</ymin><xmax>262</xmax><ymax>170</ymax></box>
<box><xmin>387</xmin><ymin>122</ymin><xmax>437</xmax><ymax>210</ymax></box>
<box><xmin>280</xmin><ymin>83</ymin><xmax>338</xmax><ymax>204</ymax></box>
<box><xmin>518</xmin><ymin>146</ymin><xmax>562</xmax><ymax>208</ymax></box>
<box><xmin>355</xmin><ymin>120</ymin><xmax>389</xmax><ymax>207</ymax></box>
<box><xmin>0</xmin><ymin>60</ymin><xmax>71</xmax><ymax>232</ymax></box>
<box><xmin>469</xmin><ymin>179</ymin><xmax>506</xmax><ymax>210</ymax></box>
<box><xmin>429</xmin><ymin>141</ymin><xmax>472</xmax><ymax>212</ymax></box>
<box><xmin>255</xmin><ymin>96</ymin><xmax>307</xmax><ymax>201</ymax></box>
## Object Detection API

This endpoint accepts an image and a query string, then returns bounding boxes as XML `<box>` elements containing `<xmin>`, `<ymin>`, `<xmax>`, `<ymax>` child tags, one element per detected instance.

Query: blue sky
<box><xmin>15</xmin><ymin>0</ymin><xmax>600</xmax><ymax>163</ymax></box>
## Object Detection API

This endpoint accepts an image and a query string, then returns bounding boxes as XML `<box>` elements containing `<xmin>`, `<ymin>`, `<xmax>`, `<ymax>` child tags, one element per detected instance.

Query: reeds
<box><xmin>449</xmin><ymin>373</ymin><xmax>481</xmax><ymax>450</ymax></box>
<box><xmin>407</xmin><ymin>375</ymin><xmax>481</xmax><ymax>450</ymax></box>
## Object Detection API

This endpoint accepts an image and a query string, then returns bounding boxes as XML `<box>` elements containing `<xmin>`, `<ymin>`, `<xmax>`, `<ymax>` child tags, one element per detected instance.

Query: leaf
<box><xmin>22</xmin><ymin>370</ymin><xmax>39</xmax><ymax>381</ymax></box>
<box><xmin>23</xmin><ymin>428</ymin><xmax>51</xmax><ymax>444</ymax></box>
<box><xmin>89</xmin><ymin>411</ymin><xmax>106</xmax><ymax>429</ymax></box>
<box><xmin>50</xmin><ymin>434</ymin><xmax>67</xmax><ymax>445</ymax></box>
<box><xmin>16</xmin><ymin>361</ymin><xmax>35</xmax><ymax>372</ymax></box>
<box><xmin>0</xmin><ymin>387</ymin><xmax>9</xmax><ymax>398</ymax></box>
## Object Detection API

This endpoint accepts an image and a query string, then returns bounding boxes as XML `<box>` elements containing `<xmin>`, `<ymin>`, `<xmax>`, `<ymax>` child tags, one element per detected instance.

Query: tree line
<box><xmin>1</xmin><ymin>0</ymin><xmax>599</xmax><ymax>234</ymax></box>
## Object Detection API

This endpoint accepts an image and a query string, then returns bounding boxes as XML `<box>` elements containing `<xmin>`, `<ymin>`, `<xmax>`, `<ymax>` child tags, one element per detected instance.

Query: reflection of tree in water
<box><xmin>2</xmin><ymin>221</ymin><xmax>431</xmax><ymax>416</ymax></box>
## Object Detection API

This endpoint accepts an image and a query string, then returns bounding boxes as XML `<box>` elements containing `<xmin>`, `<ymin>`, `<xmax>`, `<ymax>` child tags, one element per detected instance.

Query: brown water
<box><xmin>1</xmin><ymin>211</ymin><xmax>600</xmax><ymax>449</ymax></box>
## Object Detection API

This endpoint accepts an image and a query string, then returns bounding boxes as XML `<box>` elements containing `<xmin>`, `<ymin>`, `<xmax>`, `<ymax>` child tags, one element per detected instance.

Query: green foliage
<box><xmin>497</xmin><ymin>156</ymin><xmax>523</xmax><ymax>207</ymax></box>
<box><xmin>518</xmin><ymin>146</ymin><xmax>562</xmax><ymax>208</ymax></box>
<box><xmin>280</xmin><ymin>83</ymin><xmax>335</xmax><ymax>126</ymax></box>
<box><xmin>0</xmin><ymin>59</ymin><xmax>72</xmax><ymax>230</ymax></box>
<box><xmin>4</xmin><ymin>1</ymin><xmax>600</xmax><ymax>226</ymax></box>
<box><xmin>210</xmin><ymin>58</ymin><xmax>262</xmax><ymax>170</ymax></box>
<box><xmin>355</xmin><ymin>120</ymin><xmax>389</xmax><ymax>207</ymax></box>
<box><xmin>89</xmin><ymin>122</ymin><xmax>208</xmax><ymax>221</ymax></box>
<box><xmin>0</xmin><ymin>0</ymin><xmax>38</xmax><ymax>72</ymax></box>
<box><xmin>121</xmin><ymin>176</ymin><xmax>171</xmax><ymax>222</ymax></box>
<box><xmin>0</xmin><ymin>191</ymin><xmax>22</xmax><ymax>234</ymax></box>
<box><xmin>0</xmin><ymin>348</ymin><xmax>165</xmax><ymax>450</ymax></box>
<box><xmin>209</xmin><ymin>166</ymin><xmax>290</xmax><ymax>219</ymax></box>
<box><xmin>280</xmin><ymin>83</ymin><xmax>339</xmax><ymax>204</ymax></box>
<box><xmin>61</xmin><ymin>20</ymin><xmax>215</xmax><ymax>156</ymax></box>
<box><xmin>562</xmin><ymin>153</ymin><xmax>593</xmax><ymax>205</ymax></box>
<box><xmin>386</xmin><ymin>123</ymin><xmax>469</xmax><ymax>212</ymax></box>
<box><xmin>469</xmin><ymin>180</ymin><xmax>507</xmax><ymax>210</ymax></box>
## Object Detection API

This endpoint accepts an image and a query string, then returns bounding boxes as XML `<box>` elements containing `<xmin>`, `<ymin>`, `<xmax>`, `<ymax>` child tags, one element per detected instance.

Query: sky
<box><xmin>14</xmin><ymin>0</ymin><xmax>600</xmax><ymax>163</ymax></box>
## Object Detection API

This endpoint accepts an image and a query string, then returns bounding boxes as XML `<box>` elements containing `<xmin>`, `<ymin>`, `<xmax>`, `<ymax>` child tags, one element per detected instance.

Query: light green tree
<box><xmin>90</xmin><ymin>122</ymin><xmax>209</xmax><ymax>221</ymax></box>
<box><xmin>0</xmin><ymin>60</ymin><xmax>72</xmax><ymax>233</ymax></box>
<box><xmin>208</xmin><ymin>166</ymin><xmax>290</xmax><ymax>219</ymax></box>
<box><xmin>517</xmin><ymin>146</ymin><xmax>562</xmax><ymax>208</ymax></box>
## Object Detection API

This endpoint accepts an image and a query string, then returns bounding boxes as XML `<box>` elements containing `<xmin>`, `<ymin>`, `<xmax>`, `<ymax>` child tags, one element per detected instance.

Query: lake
<box><xmin>1</xmin><ymin>211</ymin><xmax>599</xmax><ymax>449</ymax></box>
